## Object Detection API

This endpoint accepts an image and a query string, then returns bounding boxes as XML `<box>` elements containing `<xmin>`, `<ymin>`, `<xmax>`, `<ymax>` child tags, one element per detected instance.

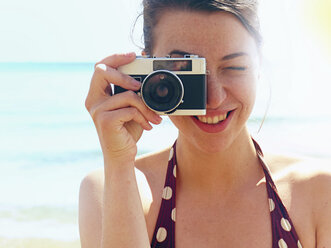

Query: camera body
<box><xmin>115</xmin><ymin>55</ymin><xmax>206</xmax><ymax>115</ymax></box>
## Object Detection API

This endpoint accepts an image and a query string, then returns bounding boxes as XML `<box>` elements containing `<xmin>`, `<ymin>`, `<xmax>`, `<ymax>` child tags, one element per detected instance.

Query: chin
<box><xmin>172</xmin><ymin>114</ymin><xmax>249</xmax><ymax>154</ymax></box>
<box><xmin>183</xmin><ymin>131</ymin><xmax>235</xmax><ymax>154</ymax></box>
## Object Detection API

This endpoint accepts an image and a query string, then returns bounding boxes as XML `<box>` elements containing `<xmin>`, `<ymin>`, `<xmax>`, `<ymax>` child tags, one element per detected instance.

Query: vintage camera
<box><xmin>115</xmin><ymin>55</ymin><xmax>206</xmax><ymax>115</ymax></box>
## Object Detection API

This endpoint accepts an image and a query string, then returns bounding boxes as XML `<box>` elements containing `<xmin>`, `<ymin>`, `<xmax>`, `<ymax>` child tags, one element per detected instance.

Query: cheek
<box><xmin>245</xmin><ymin>79</ymin><xmax>257</xmax><ymax>108</ymax></box>
<box><xmin>232</xmin><ymin>75</ymin><xmax>257</xmax><ymax>113</ymax></box>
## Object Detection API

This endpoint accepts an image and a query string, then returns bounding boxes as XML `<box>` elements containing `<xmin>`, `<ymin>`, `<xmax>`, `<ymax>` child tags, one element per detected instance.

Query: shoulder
<box><xmin>267</xmin><ymin>154</ymin><xmax>331</xmax><ymax>189</ymax></box>
<box><xmin>287</xmin><ymin>158</ymin><xmax>331</xmax><ymax>247</ymax></box>
<box><xmin>79</xmin><ymin>147</ymin><xmax>171</xmax><ymax>213</ymax></box>
<box><xmin>79</xmin><ymin>147</ymin><xmax>171</xmax><ymax>211</ymax></box>
<box><xmin>266</xmin><ymin>153</ymin><xmax>331</xmax><ymax>202</ymax></box>
<box><xmin>135</xmin><ymin>147</ymin><xmax>171</xmax><ymax>182</ymax></box>
<box><xmin>266</xmin><ymin>154</ymin><xmax>331</xmax><ymax>246</ymax></box>
<box><xmin>264</xmin><ymin>153</ymin><xmax>331</xmax><ymax>207</ymax></box>
<box><xmin>265</xmin><ymin>152</ymin><xmax>331</xmax><ymax>182</ymax></box>
<box><xmin>135</xmin><ymin>147</ymin><xmax>171</xmax><ymax>208</ymax></box>
<box><xmin>78</xmin><ymin>148</ymin><xmax>170</xmax><ymax>246</ymax></box>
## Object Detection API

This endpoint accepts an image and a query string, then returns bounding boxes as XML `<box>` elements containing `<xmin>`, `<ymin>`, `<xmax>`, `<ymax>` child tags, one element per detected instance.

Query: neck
<box><xmin>175</xmin><ymin>127</ymin><xmax>262</xmax><ymax>195</ymax></box>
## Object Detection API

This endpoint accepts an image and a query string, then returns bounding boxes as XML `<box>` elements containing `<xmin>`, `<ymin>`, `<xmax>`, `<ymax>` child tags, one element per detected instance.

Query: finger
<box><xmin>95</xmin><ymin>52</ymin><xmax>136</xmax><ymax>69</ymax></box>
<box><xmin>86</xmin><ymin>65</ymin><xmax>141</xmax><ymax>109</ymax></box>
<box><xmin>111</xmin><ymin>107</ymin><xmax>153</xmax><ymax>131</ymax></box>
<box><xmin>93</xmin><ymin>63</ymin><xmax>141</xmax><ymax>92</ymax></box>
<box><xmin>93</xmin><ymin>90</ymin><xmax>162</xmax><ymax>125</ymax></box>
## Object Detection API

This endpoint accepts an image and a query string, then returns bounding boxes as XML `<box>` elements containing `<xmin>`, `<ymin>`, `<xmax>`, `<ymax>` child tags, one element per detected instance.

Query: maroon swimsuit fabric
<box><xmin>151</xmin><ymin>140</ymin><xmax>302</xmax><ymax>248</ymax></box>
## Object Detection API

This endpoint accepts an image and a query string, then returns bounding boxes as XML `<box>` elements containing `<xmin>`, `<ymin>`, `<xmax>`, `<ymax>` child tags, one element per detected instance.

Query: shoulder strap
<box><xmin>151</xmin><ymin>141</ymin><xmax>177</xmax><ymax>248</ymax></box>
<box><xmin>252</xmin><ymin>138</ymin><xmax>278</xmax><ymax>192</ymax></box>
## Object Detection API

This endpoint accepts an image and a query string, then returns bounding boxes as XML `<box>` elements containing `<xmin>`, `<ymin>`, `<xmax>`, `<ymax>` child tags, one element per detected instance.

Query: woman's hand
<box><xmin>85</xmin><ymin>53</ymin><xmax>162</xmax><ymax>166</ymax></box>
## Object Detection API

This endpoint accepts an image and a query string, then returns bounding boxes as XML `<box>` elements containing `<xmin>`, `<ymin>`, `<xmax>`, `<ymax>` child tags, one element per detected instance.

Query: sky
<box><xmin>0</xmin><ymin>0</ymin><xmax>330</xmax><ymax>117</ymax></box>
<box><xmin>0</xmin><ymin>0</ymin><xmax>329</xmax><ymax>63</ymax></box>
<box><xmin>0</xmin><ymin>0</ymin><xmax>142</xmax><ymax>62</ymax></box>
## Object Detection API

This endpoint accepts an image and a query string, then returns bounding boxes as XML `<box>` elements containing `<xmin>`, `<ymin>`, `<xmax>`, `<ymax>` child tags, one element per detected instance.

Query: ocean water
<box><xmin>0</xmin><ymin>63</ymin><xmax>330</xmax><ymax>245</ymax></box>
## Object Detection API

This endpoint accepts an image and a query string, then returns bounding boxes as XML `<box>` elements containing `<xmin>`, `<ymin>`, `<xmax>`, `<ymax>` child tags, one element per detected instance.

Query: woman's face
<box><xmin>152</xmin><ymin>10</ymin><xmax>260</xmax><ymax>153</ymax></box>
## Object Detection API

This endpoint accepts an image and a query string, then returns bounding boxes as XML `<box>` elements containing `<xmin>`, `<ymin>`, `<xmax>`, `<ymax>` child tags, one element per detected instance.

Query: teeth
<box><xmin>197</xmin><ymin>113</ymin><xmax>228</xmax><ymax>124</ymax></box>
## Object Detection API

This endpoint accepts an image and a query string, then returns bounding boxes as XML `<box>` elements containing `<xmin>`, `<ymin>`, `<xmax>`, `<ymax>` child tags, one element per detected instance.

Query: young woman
<box><xmin>79</xmin><ymin>1</ymin><xmax>331</xmax><ymax>247</ymax></box>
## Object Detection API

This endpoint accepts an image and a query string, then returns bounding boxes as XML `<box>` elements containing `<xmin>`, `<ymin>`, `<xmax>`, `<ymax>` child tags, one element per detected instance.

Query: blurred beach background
<box><xmin>0</xmin><ymin>0</ymin><xmax>330</xmax><ymax>247</ymax></box>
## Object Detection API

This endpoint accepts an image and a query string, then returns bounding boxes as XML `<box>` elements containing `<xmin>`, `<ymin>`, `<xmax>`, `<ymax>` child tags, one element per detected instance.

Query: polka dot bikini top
<box><xmin>150</xmin><ymin>140</ymin><xmax>303</xmax><ymax>248</ymax></box>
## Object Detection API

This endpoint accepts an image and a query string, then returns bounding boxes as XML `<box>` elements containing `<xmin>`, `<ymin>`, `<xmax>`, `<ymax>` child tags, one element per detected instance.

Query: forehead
<box><xmin>152</xmin><ymin>10</ymin><xmax>257</xmax><ymax>57</ymax></box>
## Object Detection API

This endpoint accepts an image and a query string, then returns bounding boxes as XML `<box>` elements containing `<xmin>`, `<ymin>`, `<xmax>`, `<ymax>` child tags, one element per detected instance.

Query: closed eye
<box><xmin>225</xmin><ymin>66</ymin><xmax>247</xmax><ymax>71</ymax></box>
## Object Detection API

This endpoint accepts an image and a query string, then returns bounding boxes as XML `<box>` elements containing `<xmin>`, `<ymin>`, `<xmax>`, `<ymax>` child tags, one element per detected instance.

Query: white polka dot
<box><xmin>156</xmin><ymin>227</ymin><xmax>167</xmax><ymax>242</ymax></box>
<box><xmin>171</xmin><ymin>208</ymin><xmax>176</xmax><ymax>222</ymax></box>
<box><xmin>297</xmin><ymin>240</ymin><xmax>303</xmax><ymax>248</ymax></box>
<box><xmin>278</xmin><ymin>239</ymin><xmax>288</xmax><ymax>248</ymax></box>
<box><xmin>162</xmin><ymin>186</ymin><xmax>173</xmax><ymax>200</ymax></box>
<box><xmin>169</xmin><ymin>148</ymin><xmax>174</xmax><ymax>161</ymax></box>
<box><xmin>173</xmin><ymin>164</ymin><xmax>177</xmax><ymax>178</ymax></box>
<box><xmin>269</xmin><ymin>198</ymin><xmax>275</xmax><ymax>212</ymax></box>
<box><xmin>281</xmin><ymin>218</ymin><xmax>292</xmax><ymax>232</ymax></box>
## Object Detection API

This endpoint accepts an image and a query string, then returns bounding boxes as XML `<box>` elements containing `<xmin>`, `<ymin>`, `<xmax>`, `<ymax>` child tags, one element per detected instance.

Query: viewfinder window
<box><xmin>153</xmin><ymin>60</ymin><xmax>192</xmax><ymax>71</ymax></box>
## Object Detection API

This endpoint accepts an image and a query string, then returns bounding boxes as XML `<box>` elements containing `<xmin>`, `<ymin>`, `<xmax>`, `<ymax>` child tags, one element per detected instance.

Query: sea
<box><xmin>0</xmin><ymin>63</ymin><xmax>330</xmax><ymax>247</ymax></box>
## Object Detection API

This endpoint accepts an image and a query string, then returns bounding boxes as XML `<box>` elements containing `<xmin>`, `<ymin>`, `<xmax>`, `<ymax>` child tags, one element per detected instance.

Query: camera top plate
<box><xmin>118</xmin><ymin>56</ymin><xmax>206</xmax><ymax>75</ymax></box>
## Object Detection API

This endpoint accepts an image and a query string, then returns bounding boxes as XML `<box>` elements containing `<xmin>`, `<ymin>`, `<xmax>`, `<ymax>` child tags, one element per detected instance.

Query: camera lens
<box><xmin>141</xmin><ymin>70</ymin><xmax>184</xmax><ymax>113</ymax></box>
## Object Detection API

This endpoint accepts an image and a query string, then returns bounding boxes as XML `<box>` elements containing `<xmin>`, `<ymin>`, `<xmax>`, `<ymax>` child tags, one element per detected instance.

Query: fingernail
<box><xmin>125</xmin><ymin>52</ymin><xmax>135</xmax><ymax>57</ymax></box>
<box><xmin>146</xmin><ymin>122</ymin><xmax>153</xmax><ymax>130</ymax></box>
<box><xmin>154</xmin><ymin>114</ymin><xmax>162</xmax><ymax>123</ymax></box>
<box><xmin>132</xmin><ymin>79</ymin><xmax>141</xmax><ymax>88</ymax></box>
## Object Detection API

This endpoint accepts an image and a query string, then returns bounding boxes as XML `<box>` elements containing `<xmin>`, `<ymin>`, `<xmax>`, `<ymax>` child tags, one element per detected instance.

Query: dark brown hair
<box><xmin>142</xmin><ymin>0</ymin><xmax>262</xmax><ymax>55</ymax></box>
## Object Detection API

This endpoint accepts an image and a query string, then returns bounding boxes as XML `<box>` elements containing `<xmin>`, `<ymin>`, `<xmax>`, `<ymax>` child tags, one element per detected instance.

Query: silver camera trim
<box><xmin>118</xmin><ymin>56</ymin><xmax>206</xmax><ymax>75</ymax></box>
<box><xmin>140</xmin><ymin>69</ymin><xmax>184</xmax><ymax>114</ymax></box>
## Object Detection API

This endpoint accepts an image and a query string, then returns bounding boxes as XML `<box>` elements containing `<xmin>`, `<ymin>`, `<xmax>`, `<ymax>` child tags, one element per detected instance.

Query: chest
<box><xmin>174</xmin><ymin>189</ymin><xmax>273</xmax><ymax>248</ymax></box>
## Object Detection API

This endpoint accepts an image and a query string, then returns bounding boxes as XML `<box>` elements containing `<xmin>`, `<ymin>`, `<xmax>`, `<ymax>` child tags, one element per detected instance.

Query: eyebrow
<box><xmin>169</xmin><ymin>50</ymin><xmax>248</xmax><ymax>60</ymax></box>
<box><xmin>221</xmin><ymin>52</ymin><xmax>248</xmax><ymax>61</ymax></box>
<box><xmin>169</xmin><ymin>50</ymin><xmax>191</xmax><ymax>57</ymax></box>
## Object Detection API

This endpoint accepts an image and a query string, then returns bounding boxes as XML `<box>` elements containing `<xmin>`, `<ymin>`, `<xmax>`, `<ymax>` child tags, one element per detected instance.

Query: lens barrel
<box><xmin>141</xmin><ymin>70</ymin><xmax>184</xmax><ymax>113</ymax></box>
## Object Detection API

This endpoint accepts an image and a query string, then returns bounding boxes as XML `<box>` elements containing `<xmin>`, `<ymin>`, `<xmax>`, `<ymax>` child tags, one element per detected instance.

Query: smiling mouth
<box><xmin>194</xmin><ymin>111</ymin><xmax>232</xmax><ymax>124</ymax></box>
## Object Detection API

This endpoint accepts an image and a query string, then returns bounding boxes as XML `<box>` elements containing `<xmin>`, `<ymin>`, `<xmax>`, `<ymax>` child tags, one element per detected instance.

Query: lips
<box><xmin>191</xmin><ymin>110</ymin><xmax>234</xmax><ymax>133</ymax></box>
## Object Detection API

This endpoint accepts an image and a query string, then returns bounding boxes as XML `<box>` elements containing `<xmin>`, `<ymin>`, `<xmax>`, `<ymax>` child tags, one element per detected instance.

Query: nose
<box><xmin>206</xmin><ymin>71</ymin><xmax>227</xmax><ymax>109</ymax></box>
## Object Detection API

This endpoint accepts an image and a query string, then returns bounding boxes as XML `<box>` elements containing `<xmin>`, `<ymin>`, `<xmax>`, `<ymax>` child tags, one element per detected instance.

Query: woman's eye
<box><xmin>224</xmin><ymin>66</ymin><xmax>247</xmax><ymax>71</ymax></box>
